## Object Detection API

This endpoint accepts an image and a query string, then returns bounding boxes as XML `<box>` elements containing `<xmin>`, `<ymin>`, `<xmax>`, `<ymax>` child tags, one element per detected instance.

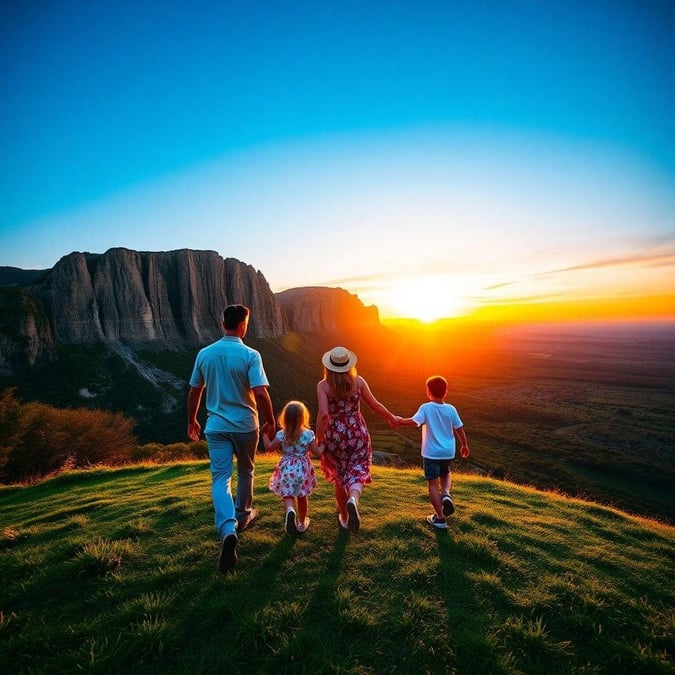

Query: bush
<box><xmin>131</xmin><ymin>441</ymin><xmax>208</xmax><ymax>463</ymax></box>
<box><xmin>0</xmin><ymin>389</ymin><xmax>27</xmax><ymax>474</ymax></box>
<box><xmin>0</xmin><ymin>389</ymin><xmax>137</xmax><ymax>483</ymax></box>
<box><xmin>130</xmin><ymin>443</ymin><xmax>164</xmax><ymax>463</ymax></box>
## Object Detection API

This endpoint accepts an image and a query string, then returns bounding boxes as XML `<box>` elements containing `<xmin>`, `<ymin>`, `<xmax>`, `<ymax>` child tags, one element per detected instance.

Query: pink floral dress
<box><xmin>320</xmin><ymin>388</ymin><xmax>372</xmax><ymax>489</ymax></box>
<box><xmin>268</xmin><ymin>429</ymin><xmax>318</xmax><ymax>498</ymax></box>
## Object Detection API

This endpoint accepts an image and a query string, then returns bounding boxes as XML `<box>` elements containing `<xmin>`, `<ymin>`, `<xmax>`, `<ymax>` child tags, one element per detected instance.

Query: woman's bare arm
<box><xmin>316</xmin><ymin>380</ymin><xmax>330</xmax><ymax>444</ymax></box>
<box><xmin>358</xmin><ymin>376</ymin><xmax>396</xmax><ymax>423</ymax></box>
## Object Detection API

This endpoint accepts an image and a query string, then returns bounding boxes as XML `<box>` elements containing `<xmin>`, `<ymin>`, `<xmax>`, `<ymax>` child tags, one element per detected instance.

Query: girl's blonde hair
<box><xmin>325</xmin><ymin>367</ymin><xmax>357</xmax><ymax>400</ymax></box>
<box><xmin>278</xmin><ymin>400</ymin><xmax>311</xmax><ymax>447</ymax></box>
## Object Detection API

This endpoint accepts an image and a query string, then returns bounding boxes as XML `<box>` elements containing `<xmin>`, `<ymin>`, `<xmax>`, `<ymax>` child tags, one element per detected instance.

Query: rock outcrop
<box><xmin>0</xmin><ymin>288</ymin><xmax>56</xmax><ymax>373</ymax></box>
<box><xmin>0</xmin><ymin>248</ymin><xmax>287</xmax><ymax>371</ymax></box>
<box><xmin>35</xmin><ymin>248</ymin><xmax>286</xmax><ymax>346</ymax></box>
<box><xmin>0</xmin><ymin>267</ymin><xmax>48</xmax><ymax>287</ymax></box>
<box><xmin>276</xmin><ymin>286</ymin><xmax>379</xmax><ymax>333</ymax></box>
<box><xmin>0</xmin><ymin>249</ymin><xmax>387</xmax><ymax>374</ymax></box>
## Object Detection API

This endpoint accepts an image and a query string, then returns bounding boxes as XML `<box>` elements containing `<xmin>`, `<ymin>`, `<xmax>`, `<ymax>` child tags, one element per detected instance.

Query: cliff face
<box><xmin>0</xmin><ymin>288</ymin><xmax>56</xmax><ymax>373</ymax></box>
<box><xmin>0</xmin><ymin>249</ymin><xmax>384</xmax><ymax>374</ymax></box>
<box><xmin>276</xmin><ymin>286</ymin><xmax>379</xmax><ymax>333</ymax></box>
<box><xmin>0</xmin><ymin>248</ymin><xmax>287</xmax><ymax>372</ymax></box>
<box><xmin>36</xmin><ymin>248</ymin><xmax>286</xmax><ymax>346</ymax></box>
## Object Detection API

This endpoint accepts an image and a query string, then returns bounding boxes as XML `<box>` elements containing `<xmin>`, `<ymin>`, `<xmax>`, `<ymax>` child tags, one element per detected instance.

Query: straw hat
<box><xmin>322</xmin><ymin>346</ymin><xmax>357</xmax><ymax>372</ymax></box>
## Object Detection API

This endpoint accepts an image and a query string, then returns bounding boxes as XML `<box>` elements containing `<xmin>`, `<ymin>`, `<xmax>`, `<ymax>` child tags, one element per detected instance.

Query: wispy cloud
<box><xmin>484</xmin><ymin>281</ymin><xmax>515</xmax><ymax>291</ymax></box>
<box><xmin>532</xmin><ymin>250</ymin><xmax>675</xmax><ymax>278</ymax></box>
<box><xmin>481</xmin><ymin>249</ymin><xmax>675</xmax><ymax>294</ymax></box>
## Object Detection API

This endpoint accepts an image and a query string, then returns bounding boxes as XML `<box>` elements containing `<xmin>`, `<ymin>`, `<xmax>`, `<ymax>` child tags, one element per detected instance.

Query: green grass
<box><xmin>1</xmin><ymin>459</ymin><xmax>673</xmax><ymax>674</ymax></box>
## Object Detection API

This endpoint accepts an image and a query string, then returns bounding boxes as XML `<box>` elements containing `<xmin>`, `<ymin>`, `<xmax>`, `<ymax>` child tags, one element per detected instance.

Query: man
<box><xmin>188</xmin><ymin>304</ymin><xmax>275</xmax><ymax>573</ymax></box>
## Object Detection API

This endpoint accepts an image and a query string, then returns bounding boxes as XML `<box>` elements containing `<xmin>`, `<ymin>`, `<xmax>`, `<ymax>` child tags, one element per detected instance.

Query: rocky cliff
<box><xmin>37</xmin><ymin>248</ymin><xmax>285</xmax><ymax>346</ymax></box>
<box><xmin>0</xmin><ymin>249</ymin><xmax>383</xmax><ymax>374</ymax></box>
<box><xmin>276</xmin><ymin>286</ymin><xmax>379</xmax><ymax>332</ymax></box>
<box><xmin>0</xmin><ymin>248</ymin><xmax>286</xmax><ymax>372</ymax></box>
<box><xmin>0</xmin><ymin>288</ymin><xmax>56</xmax><ymax>372</ymax></box>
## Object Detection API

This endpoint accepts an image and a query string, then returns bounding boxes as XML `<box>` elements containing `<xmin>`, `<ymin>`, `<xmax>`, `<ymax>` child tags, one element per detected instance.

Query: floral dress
<box><xmin>268</xmin><ymin>429</ymin><xmax>318</xmax><ymax>498</ymax></box>
<box><xmin>320</xmin><ymin>388</ymin><xmax>372</xmax><ymax>489</ymax></box>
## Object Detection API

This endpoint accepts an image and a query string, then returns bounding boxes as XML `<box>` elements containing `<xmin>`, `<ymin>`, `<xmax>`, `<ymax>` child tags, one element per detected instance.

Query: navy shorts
<box><xmin>423</xmin><ymin>458</ymin><xmax>453</xmax><ymax>481</ymax></box>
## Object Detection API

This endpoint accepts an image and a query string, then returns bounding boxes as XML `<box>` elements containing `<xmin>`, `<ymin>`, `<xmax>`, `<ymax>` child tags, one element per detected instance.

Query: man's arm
<box><xmin>252</xmin><ymin>385</ymin><xmax>275</xmax><ymax>438</ymax></box>
<box><xmin>187</xmin><ymin>385</ymin><xmax>204</xmax><ymax>442</ymax></box>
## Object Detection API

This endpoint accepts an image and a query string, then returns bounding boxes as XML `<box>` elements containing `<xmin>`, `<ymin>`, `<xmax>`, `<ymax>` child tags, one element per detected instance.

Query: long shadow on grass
<box><xmin>178</xmin><ymin>528</ymin><xmax>301</xmax><ymax>628</ymax></box>
<box><xmin>297</xmin><ymin>526</ymin><xmax>349</xmax><ymax>620</ymax></box>
<box><xmin>243</xmin><ymin>526</ymin><xmax>351</xmax><ymax>672</ymax></box>
<box><xmin>171</xmin><ymin>526</ymin><xmax>341</xmax><ymax>672</ymax></box>
<box><xmin>433</xmin><ymin>528</ymin><xmax>510</xmax><ymax>674</ymax></box>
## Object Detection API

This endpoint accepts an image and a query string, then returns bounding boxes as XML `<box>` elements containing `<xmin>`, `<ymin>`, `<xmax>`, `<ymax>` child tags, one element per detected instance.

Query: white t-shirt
<box><xmin>411</xmin><ymin>401</ymin><xmax>463</xmax><ymax>459</ymax></box>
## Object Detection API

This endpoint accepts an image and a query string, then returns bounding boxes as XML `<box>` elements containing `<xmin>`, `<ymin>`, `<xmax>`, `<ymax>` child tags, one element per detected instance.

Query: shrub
<box><xmin>0</xmin><ymin>389</ymin><xmax>27</xmax><ymax>474</ymax></box>
<box><xmin>0</xmin><ymin>389</ymin><xmax>137</xmax><ymax>483</ymax></box>
<box><xmin>131</xmin><ymin>441</ymin><xmax>208</xmax><ymax>463</ymax></box>
<box><xmin>131</xmin><ymin>443</ymin><xmax>164</xmax><ymax>463</ymax></box>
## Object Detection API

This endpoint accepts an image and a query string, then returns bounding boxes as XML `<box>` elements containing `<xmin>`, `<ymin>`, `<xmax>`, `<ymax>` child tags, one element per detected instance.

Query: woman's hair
<box><xmin>279</xmin><ymin>400</ymin><xmax>311</xmax><ymax>447</ymax></box>
<box><xmin>325</xmin><ymin>367</ymin><xmax>357</xmax><ymax>400</ymax></box>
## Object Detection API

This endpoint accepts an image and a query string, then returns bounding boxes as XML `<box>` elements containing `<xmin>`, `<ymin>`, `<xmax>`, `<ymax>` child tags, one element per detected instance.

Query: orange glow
<box><xmin>380</xmin><ymin>293</ymin><xmax>675</xmax><ymax>330</ymax></box>
<box><xmin>464</xmin><ymin>293</ymin><xmax>675</xmax><ymax>324</ymax></box>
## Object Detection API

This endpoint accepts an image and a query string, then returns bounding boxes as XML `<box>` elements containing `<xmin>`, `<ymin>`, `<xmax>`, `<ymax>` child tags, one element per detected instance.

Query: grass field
<box><xmin>1</xmin><ymin>457</ymin><xmax>673</xmax><ymax>674</ymax></box>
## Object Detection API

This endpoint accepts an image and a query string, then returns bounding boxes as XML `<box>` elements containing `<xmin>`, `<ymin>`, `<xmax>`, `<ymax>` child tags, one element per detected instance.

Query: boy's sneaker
<box><xmin>218</xmin><ymin>534</ymin><xmax>238</xmax><ymax>573</ymax></box>
<box><xmin>442</xmin><ymin>495</ymin><xmax>455</xmax><ymax>517</ymax></box>
<box><xmin>285</xmin><ymin>509</ymin><xmax>298</xmax><ymax>535</ymax></box>
<box><xmin>346</xmin><ymin>498</ymin><xmax>360</xmax><ymax>533</ymax></box>
<box><xmin>296</xmin><ymin>517</ymin><xmax>310</xmax><ymax>533</ymax></box>
<box><xmin>426</xmin><ymin>514</ymin><xmax>448</xmax><ymax>529</ymax></box>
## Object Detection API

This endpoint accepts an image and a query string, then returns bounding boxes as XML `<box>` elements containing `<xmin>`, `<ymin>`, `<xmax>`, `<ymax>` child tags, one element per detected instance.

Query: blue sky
<box><xmin>1</xmin><ymin>1</ymin><xmax>673</xmax><ymax>320</ymax></box>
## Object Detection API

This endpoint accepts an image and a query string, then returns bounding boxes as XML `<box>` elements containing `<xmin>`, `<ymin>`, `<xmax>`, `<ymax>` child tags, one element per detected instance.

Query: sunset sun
<box><xmin>386</xmin><ymin>276</ymin><xmax>471</xmax><ymax>323</ymax></box>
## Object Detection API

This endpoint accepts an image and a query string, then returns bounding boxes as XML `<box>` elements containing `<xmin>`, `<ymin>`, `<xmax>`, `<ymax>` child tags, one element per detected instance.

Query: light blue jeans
<box><xmin>205</xmin><ymin>429</ymin><xmax>258</xmax><ymax>539</ymax></box>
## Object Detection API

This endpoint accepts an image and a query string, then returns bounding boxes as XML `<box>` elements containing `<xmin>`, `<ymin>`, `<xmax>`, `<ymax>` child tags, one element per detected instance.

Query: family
<box><xmin>187</xmin><ymin>304</ymin><xmax>470</xmax><ymax>573</ymax></box>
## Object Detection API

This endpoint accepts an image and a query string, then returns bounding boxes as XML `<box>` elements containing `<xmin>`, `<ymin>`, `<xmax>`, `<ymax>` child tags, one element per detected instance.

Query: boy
<box><xmin>395</xmin><ymin>375</ymin><xmax>470</xmax><ymax>529</ymax></box>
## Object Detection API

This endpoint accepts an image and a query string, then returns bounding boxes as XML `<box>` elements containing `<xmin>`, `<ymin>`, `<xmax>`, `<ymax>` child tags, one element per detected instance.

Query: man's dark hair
<box><xmin>426</xmin><ymin>375</ymin><xmax>448</xmax><ymax>399</ymax></box>
<box><xmin>223</xmin><ymin>304</ymin><xmax>250</xmax><ymax>330</ymax></box>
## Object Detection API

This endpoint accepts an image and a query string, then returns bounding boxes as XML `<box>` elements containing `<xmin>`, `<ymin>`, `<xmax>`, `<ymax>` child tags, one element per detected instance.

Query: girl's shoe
<box><xmin>285</xmin><ymin>509</ymin><xmax>298</xmax><ymax>535</ymax></box>
<box><xmin>426</xmin><ymin>514</ymin><xmax>448</xmax><ymax>529</ymax></box>
<box><xmin>296</xmin><ymin>517</ymin><xmax>310</xmax><ymax>533</ymax></box>
<box><xmin>346</xmin><ymin>497</ymin><xmax>360</xmax><ymax>533</ymax></box>
<box><xmin>338</xmin><ymin>513</ymin><xmax>349</xmax><ymax>530</ymax></box>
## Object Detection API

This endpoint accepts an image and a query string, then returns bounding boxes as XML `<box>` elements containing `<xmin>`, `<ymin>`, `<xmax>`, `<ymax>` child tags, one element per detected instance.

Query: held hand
<box><xmin>261</xmin><ymin>421</ymin><xmax>276</xmax><ymax>440</ymax></box>
<box><xmin>187</xmin><ymin>420</ymin><xmax>201</xmax><ymax>443</ymax></box>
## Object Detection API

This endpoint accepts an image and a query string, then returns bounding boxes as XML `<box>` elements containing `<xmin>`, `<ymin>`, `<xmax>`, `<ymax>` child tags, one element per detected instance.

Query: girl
<box><xmin>264</xmin><ymin>400</ymin><xmax>323</xmax><ymax>534</ymax></box>
<box><xmin>317</xmin><ymin>346</ymin><xmax>397</xmax><ymax>533</ymax></box>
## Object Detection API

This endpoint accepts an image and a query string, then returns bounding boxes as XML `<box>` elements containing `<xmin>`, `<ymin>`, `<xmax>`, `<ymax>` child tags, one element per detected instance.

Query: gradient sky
<box><xmin>2</xmin><ymin>1</ymin><xmax>674</xmax><ymax>321</ymax></box>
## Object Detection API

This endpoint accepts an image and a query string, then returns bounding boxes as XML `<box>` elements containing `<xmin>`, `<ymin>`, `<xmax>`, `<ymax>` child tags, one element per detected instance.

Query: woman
<box><xmin>317</xmin><ymin>346</ymin><xmax>397</xmax><ymax>532</ymax></box>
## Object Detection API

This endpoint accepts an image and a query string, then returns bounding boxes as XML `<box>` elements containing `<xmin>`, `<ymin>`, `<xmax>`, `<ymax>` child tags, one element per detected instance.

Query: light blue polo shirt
<box><xmin>189</xmin><ymin>336</ymin><xmax>269</xmax><ymax>433</ymax></box>
<box><xmin>412</xmin><ymin>401</ymin><xmax>463</xmax><ymax>459</ymax></box>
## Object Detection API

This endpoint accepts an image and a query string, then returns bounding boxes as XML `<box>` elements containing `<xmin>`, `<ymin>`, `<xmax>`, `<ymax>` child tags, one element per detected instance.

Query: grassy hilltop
<box><xmin>1</xmin><ymin>458</ymin><xmax>673</xmax><ymax>674</ymax></box>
